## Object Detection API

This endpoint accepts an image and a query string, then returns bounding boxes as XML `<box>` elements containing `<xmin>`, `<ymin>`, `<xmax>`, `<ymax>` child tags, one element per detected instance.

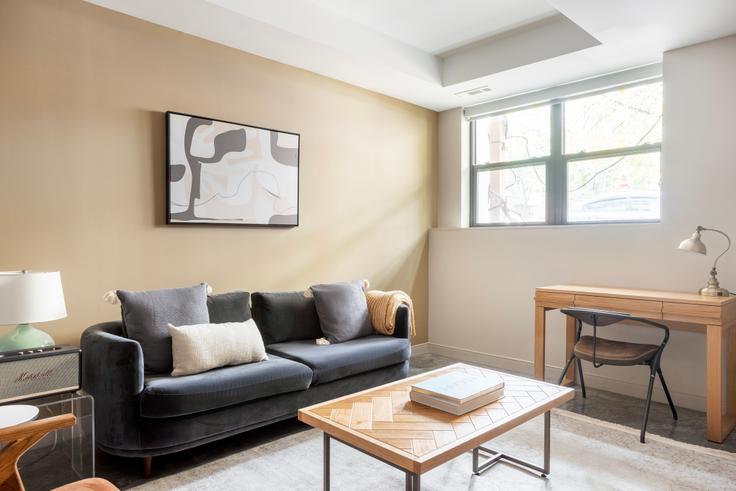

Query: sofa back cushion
<box><xmin>251</xmin><ymin>291</ymin><xmax>322</xmax><ymax>345</ymax></box>
<box><xmin>117</xmin><ymin>283</ymin><xmax>210</xmax><ymax>373</ymax></box>
<box><xmin>207</xmin><ymin>291</ymin><xmax>251</xmax><ymax>323</ymax></box>
<box><xmin>310</xmin><ymin>280</ymin><xmax>373</xmax><ymax>343</ymax></box>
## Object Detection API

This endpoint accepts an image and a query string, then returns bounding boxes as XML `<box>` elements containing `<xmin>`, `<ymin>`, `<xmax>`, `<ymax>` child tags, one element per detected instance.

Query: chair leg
<box><xmin>576</xmin><ymin>358</ymin><xmax>586</xmax><ymax>398</ymax></box>
<box><xmin>657</xmin><ymin>368</ymin><xmax>678</xmax><ymax>421</ymax></box>
<box><xmin>557</xmin><ymin>355</ymin><xmax>576</xmax><ymax>386</ymax></box>
<box><xmin>640</xmin><ymin>368</ymin><xmax>657</xmax><ymax>443</ymax></box>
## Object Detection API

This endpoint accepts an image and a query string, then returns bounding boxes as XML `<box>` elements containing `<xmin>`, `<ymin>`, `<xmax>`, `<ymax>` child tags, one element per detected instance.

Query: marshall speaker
<box><xmin>0</xmin><ymin>346</ymin><xmax>81</xmax><ymax>404</ymax></box>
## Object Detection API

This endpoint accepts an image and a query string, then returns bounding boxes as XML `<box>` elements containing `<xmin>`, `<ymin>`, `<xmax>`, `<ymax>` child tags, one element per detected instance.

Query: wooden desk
<box><xmin>534</xmin><ymin>284</ymin><xmax>736</xmax><ymax>443</ymax></box>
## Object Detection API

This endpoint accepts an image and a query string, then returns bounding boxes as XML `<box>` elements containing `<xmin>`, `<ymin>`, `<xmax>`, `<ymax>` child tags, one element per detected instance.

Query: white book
<box><xmin>411</xmin><ymin>372</ymin><xmax>504</xmax><ymax>405</ymax></box>
<box><xmin>410</xmin><ymin>387</ymin><xmax>505</xmax><ymax>415</ymax></box>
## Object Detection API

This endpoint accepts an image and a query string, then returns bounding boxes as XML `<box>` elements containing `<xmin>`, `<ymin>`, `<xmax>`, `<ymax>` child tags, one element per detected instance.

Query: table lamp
<box><xmin>678</xmin><ymin>226</ymin><xmax>731</xmax><ymax>297</ymax></box>
<box><xmin>0</xmin><ymin>271</ymin><xmax>67</xmax><ymax>351</ymax></box>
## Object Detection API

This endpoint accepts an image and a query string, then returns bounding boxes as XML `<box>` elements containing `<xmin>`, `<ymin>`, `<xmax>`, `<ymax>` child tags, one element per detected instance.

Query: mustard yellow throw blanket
<box><xmin>365</xmin><ymin>290</ymin><xmax>415</xmax><ymax>337</ymax></box>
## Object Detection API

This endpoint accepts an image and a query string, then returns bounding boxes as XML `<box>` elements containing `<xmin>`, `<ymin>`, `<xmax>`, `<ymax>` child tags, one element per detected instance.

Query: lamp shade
<box><xmin>678</xmin><ymin>232</ymin><xmax>707</xmax><ymax>255</ymax></box>
<box><xmin>0</xmin><ymin>271</ymin><xmax>67</xmax><ymax>325</ymax></box>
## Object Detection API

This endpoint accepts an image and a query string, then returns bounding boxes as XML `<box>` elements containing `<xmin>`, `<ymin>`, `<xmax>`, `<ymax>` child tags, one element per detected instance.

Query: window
<box><xmin>470</xmin><ymin>81</ymin><xmax>662</xmax><ymax>226</ymax></box>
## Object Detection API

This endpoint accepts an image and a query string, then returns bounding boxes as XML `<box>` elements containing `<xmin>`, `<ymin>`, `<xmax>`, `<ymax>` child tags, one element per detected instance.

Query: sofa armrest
<box><xmin>392</xmin><ymin>304</ymin><xmax>411</xmax><ymax>339</ymax></box>
<box><xmin>81</xmin><ymin>322</ymin><xmax>144</xmax><ymax>452</ymax></box>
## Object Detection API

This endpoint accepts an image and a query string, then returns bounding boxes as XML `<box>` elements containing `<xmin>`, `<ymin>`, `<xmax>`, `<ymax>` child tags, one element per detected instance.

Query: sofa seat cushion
<box><xmin>266</xmin><ymin>335</ymin><xmax>410</xmax><ymax>385</ymax></box>
<box><xmin>140</xmin><ymin>355</ymin><xmax>313</xmax><ymax>418</ymax></box>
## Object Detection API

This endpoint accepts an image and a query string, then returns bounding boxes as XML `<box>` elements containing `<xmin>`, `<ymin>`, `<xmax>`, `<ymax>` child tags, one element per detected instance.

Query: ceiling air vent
<box><xmin>454</xmin><ymin>86</ymin><xmax>492</xmax><ymax>97</ymax></box>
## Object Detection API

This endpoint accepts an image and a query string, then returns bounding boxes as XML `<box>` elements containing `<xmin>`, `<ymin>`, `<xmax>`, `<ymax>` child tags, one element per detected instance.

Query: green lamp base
<box><xmin>0</xmin><ymin>323</ymin><xmax>55</xmax><ymax>352</ymax></box>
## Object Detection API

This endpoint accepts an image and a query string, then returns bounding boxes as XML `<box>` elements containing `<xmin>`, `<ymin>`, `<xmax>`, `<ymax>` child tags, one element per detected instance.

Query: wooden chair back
<box><xmin>0</xmin><ymin>414</ymin><xmax>76</xmax><ymax>491</ymax></box>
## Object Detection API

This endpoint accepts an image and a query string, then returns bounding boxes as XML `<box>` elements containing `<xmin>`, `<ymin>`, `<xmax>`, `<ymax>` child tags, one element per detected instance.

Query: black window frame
<box><xmin>469</xmin><ymin>79</ymin><xmax>662</xmax><ymax>227</ymax></box>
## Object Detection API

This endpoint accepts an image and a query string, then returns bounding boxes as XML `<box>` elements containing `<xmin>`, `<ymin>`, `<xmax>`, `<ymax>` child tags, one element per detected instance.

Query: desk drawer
<box><xmin>574</xmin><ymin>295</ymin><xmax>662</xmax><ymax>318</ymax></box>
<box><xmin>536</xmin><ymin>291</ymin><xmax>574</xmax><ymax>308</ymax></box>
<box><xmin>662</xmin><ymin>302</ymin><xmax>721</xmax><ymax>325</ymax></box>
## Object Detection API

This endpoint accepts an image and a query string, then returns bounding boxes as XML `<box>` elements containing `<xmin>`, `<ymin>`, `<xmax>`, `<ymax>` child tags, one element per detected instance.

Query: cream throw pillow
<box><xmin>168</xmin><ymin>320</ymin><xmax>268</xmax><ymax>376</ymax></box>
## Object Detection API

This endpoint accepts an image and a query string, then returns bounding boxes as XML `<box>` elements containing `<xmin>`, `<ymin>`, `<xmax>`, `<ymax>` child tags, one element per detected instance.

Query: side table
<box><xmin>0</xmin><ymin>404</ymin><xmax>39</xmax><ymax>428</ymax></box>
<box><xmin>15</xmin><ymin>392</ymin><xmax>94</xmax><ymax>490</ymax></box>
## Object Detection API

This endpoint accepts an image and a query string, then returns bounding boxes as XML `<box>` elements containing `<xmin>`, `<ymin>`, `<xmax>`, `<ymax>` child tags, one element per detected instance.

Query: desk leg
<box><xmin>728</xmin><ymin>324</ymin><xmax>736</xmax><ymax>431</ymax></box>
<box><xmin>534</xmin><ymin>305</ymin><xmax>546</xmax><ymax>381</ymax></box>
<box><xmin>562</xmin><ymin>315</ymin><xmax>577</xmax><ymax>386</ymax></box>
<box><xmin>706</xmin><ymin>324</ymin><xmax>736</xmax><ymax>442</ymax></box>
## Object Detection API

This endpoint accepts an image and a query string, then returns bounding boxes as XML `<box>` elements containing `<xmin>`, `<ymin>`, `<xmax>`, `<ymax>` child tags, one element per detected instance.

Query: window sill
<box><xmin>434</xmin><ymin>220</ymin><xmax>661</xmax><ymax>232</ymax></box>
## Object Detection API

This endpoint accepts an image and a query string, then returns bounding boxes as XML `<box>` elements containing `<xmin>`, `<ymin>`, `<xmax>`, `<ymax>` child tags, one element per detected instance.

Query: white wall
<box><xmin>437</xmin><ymin>108</ymin><xmax>469</xmax><ymax>228</ymax></box>
<box><xmin>429</xmin><ymin>35</ymin><xmax>736</xmax><ymax>411</ymax></box>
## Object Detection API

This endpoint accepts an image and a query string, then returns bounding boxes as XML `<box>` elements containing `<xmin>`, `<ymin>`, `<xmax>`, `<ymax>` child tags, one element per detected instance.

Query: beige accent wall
<box><xmin>0</xmin><ymin>0</ymin><xmax>437</xmax><ymax>345</ymax></box>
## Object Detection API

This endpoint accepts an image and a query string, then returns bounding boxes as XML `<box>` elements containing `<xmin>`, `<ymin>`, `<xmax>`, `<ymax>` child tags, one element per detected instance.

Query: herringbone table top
<box><xmin>299</xmin><ymin>363</ymin><xmax>574</xmax><ymax>474</ymax></box>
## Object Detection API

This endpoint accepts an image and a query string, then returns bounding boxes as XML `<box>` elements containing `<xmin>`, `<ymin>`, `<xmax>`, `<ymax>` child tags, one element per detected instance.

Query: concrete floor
<box><xmin>27</xmin><ymin>353</ymin><xmax>735</xmax><ymax>490</ymax></box>
<box><xmin>411</xmin><ymin>352</ymin><xmax>736</xmax><ymax>453</ymax></box>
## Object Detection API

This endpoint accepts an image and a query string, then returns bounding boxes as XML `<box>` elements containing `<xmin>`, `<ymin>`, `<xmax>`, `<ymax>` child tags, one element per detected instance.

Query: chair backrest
<box><xmin>561</xmin><ymin>307</ymin><xmax>670</xmax><ymax>335</ymax></box>
<box><xmin>560</xmin><ymin>307</ymin><xmax>632</xmax><ymax>327</ymax></box>
<box><xmin>561</xmin><ymin>307</ymin><xmax>670</xmax><ymax>368</ymax></box>
<box><xmin>0</xmin><ymin>414</ymin><xmax>76</xmax><ymax>490</ymax></box>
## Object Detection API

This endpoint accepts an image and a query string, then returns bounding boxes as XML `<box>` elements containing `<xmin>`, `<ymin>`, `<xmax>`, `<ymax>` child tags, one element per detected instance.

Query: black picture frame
<box><xmin>165</xmin><ymin>111</ymin><xmax>300</xmax><ymax>227</ymax></box>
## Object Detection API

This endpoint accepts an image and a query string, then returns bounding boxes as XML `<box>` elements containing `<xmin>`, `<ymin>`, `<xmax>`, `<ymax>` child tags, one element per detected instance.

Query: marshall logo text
<box><xmin>14</xmin><ymin>369</ymin><xmax>54</xmax><ymax>383</ymax></box>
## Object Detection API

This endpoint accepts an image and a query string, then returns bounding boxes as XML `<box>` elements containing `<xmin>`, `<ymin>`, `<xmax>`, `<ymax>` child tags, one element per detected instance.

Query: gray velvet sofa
<box><xmin>80</xmin><ymin>291</ymin><xmax>411</xmax><ymax>469</ymax></box>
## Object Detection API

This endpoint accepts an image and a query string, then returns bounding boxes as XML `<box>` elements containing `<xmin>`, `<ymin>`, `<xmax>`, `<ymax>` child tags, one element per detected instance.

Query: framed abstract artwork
<box><xmin>166</xmin><ymin>111</ymin><xmax>300</xmax><ymax>226</ymax></box>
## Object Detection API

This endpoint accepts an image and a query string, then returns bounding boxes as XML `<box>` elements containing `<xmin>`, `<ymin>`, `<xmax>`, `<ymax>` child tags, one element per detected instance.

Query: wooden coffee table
<box><xmin>298</xmin><ymin>363</ymin><xmax>574</xmax><ymax>490</ymax></box>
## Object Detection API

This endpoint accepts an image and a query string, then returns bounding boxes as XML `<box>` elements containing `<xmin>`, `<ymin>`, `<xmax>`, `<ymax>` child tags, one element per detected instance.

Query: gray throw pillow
<box><xmin>117</xmin><ymin>283</ymin><xmax>210</xmax><ymax>373</ymax></box>
<box><xmin>310</xmin><ymin>280</ymin><xmax>373</xmax><ymax>343</ymax></box>
<box><xmin>250</xmin><ymin>291</ymin><xmax>322</xmax><ymax>345</ymax></box>
<box><xmin>207</xmin><ymin>291</ymin><xmax>251</xmax><ymax>324</ymax></box>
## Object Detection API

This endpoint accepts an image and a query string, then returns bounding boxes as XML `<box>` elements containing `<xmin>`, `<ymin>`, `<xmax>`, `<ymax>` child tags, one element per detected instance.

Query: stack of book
<box><xmin>409</xmin><ymin>371</ymin><xmax>505</xmax><ymax>415</ymax></box>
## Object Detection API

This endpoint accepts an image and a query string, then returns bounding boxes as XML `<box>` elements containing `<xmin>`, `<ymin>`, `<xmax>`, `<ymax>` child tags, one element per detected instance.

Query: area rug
<box><xmin>132</xmin><ymin>410</ymin><xmax>736</xmax><ymax>490</ymax></box>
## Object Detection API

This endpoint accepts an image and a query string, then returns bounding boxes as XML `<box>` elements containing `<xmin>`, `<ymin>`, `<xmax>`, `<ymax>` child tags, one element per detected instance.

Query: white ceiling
<box><xmin>307</xmin><ymin>0</ymin><xmax>558</xmax><ymax>54</ymax></box>
<box><xmin>85</xmin><ymin>0</ymin><xmax>736</xmax><ymax>111</ymax></box>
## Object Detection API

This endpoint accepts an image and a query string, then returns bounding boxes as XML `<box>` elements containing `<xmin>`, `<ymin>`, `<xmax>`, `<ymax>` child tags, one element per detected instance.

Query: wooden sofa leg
<box><xmin>143</xmin><ymin>456</ymin><xmax>153</xmax><ymax>478</ymax></box>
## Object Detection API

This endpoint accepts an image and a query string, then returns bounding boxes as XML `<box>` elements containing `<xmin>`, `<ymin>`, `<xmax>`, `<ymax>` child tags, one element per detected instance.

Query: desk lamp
<box><xmin>678</xmin><ymin>226</ymin><xmax>731</xmax><ymax>296</ymax></box>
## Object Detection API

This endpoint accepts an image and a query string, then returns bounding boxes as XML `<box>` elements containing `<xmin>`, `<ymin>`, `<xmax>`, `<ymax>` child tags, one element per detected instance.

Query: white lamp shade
<box><xmin>0</xmin><ymin>271</ymin><xmax>67</xmax><ymax>325</ymax></box>
<box><xmin>678</xmin><ymin>232</ymin><xmax>707</xmax><ymax>255</ymax></box>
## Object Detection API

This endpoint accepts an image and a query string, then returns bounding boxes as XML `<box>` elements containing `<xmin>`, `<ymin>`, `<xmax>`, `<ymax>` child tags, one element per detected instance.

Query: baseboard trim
<box><xmin>427</xmin><ymin>343</ymin><xmax>532</xmax><ymax>374</ymax></box>
<box><xmin>410</xmin><ymin>342</ymin><xmax>430</xmax><ymax>356</ymax></box>
<box><xmin>418</xmin><ymin>342</ymin><xmax>706</xmax><ymax>412</ymax></box>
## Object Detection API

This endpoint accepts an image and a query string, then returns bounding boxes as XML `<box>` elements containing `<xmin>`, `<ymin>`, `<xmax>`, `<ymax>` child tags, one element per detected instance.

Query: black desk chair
<box><xmin>557</xmin><ymin>307</ymin><xmax>678</xmax><ymax>443</ymax></box>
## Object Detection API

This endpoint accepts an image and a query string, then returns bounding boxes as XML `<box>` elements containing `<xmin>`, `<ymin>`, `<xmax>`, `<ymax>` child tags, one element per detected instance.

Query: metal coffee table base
<box><xmin>323</xmin><ymin>411</ymin><xmax>551</xmax><ymax>490</ymax></box>
<box><xmin>473</xmin><ymin>411</ymin><xmax>550</xmax><ymax>478</ymax></box>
